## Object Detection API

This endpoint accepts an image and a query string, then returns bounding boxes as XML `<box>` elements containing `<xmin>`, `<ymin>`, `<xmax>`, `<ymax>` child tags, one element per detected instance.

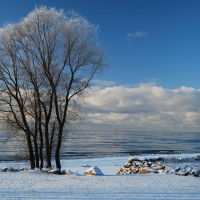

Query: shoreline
<box><xmin>1</xmin><ymin>150</ymin><xmax>200</xmax><ymax>162</ymax></box>
<box><xmin>0</xmin><ymin>152</ymin><xmax>200</xmax><ymax>199</ymax></box>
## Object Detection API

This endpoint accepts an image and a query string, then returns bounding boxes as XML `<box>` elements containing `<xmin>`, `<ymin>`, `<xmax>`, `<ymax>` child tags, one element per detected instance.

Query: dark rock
<box><xmin>175</xmin><ymin>166</ymin><xmax>181</xmax><ymax>172</ymax></box>
<box><xmin>2</xmin><ymin>167</ymin><xmax>8</xmax><ymax>172</ymax></box>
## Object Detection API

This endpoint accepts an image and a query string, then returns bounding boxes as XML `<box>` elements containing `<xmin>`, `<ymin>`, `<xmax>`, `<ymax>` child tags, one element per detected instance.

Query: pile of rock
<box><xmin>42</xmin><ymin>168</ymin><xmax>80</xmax><ymax>176</ymax></box>
<box><xmin>117</xmin><ymin>157</ymin><xmax>160</xmax><ymax>175</ymax></box>
<box><xmin>1</xmin><ymin>167</ymin><xmax>26</xmax><ymax>172</ymax></box>
<box><xmin>47</xmin><ymin>166</ymin><xmax>104</xmax><ymax>176</ymax></box>
<box><xmin>167</xmin><ymin>165</ymin><xmax>200</xmax><ymax>177</ymax></box>
<box><xmin>117</xmin><ymin>157</ymin><xmax>200</xmax><ymax>177</ymax></box>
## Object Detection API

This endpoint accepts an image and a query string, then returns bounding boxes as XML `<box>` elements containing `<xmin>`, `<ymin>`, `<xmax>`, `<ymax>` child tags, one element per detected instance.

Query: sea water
<box><xmin>0</xmin><ymin>131</ymin><xmax>200</xmax><ymax>161</ymax></box>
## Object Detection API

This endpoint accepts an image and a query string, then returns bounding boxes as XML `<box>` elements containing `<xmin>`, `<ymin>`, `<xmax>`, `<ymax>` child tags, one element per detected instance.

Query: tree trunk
<box><xmin>55</xmin><ymin>147</ymin><xmax>60</xmax><ymax>171</ymax></box>
<box><xmin>55</xmin><ymin>127</ymin><xmax>63</xmax><ymax>171</ymax></box>
<box><xmin>33</xmin><ymin>135</ymin><xmax>39</xmax><ymax>168</ymax></box>
<box><xmin>49</xmin><ymin>123</ymin><xmax>55</xmax><ymax>161</ymax></box>
<box><xmin>45</xmin><ymin>124</ymin><xmax>51</xmax><ymax>168</ymax></box>
<box><xmin>39</xmin><ymin>126</ymin><xmax>44</xmax><ymax>169</ymax></box>
<box><xmin>26</xmin><ymin>134</ymin><xmax>35</xmax><ymax>169</ymax></box>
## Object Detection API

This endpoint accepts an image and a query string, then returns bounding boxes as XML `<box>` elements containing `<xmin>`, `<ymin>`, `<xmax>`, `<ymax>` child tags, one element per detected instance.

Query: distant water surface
<box><xmin>0</xmin><ymin>131</ymin><xmax>200</xmax><ymax>161</ymax></box>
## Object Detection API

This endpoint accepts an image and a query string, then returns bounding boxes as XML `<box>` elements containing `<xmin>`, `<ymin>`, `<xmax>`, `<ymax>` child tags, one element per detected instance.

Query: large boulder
<box><xmin>177</xmin><ymin>166</ymin><xmax>192</xmax><ymax>176</ymax></box>
<box><xmin>116</xmin><ymin>167</ymin><xmax>127</xmax><ymax>175</ymax></box>
<box><xmin>138</xmin><ymin>167</ymin><xmax>158</xmax><ymax>174</ymax></box>
<box><xmin>83</xmin><ymin>166</ymin><xmax>103</xmax><ymax>176</ymax></box>
<box><xmin>191</xmin><ymin>167</ymin><xmax>200</xmax><ymax>177</ymax></box>
<box><xmin>128</xmin><ymin>158</ymin><xmax>135</xmax><ymax>163</ymax></box>
<box><xmin>2</xmin><ymin>167</ymin><xmax>8</xmax><ymax>172</ymax></box>
<box><xmin>124</xmin><ymin>162</ymin><xmax>132</xmax><ymax>168</ymax></box>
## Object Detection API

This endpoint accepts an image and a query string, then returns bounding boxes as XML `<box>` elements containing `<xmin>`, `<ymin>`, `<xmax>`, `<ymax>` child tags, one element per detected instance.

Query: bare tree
<box><xmin>0</xmin><ymin>7</ymin><xmax>106</xmax><ymax>170</ymax></box>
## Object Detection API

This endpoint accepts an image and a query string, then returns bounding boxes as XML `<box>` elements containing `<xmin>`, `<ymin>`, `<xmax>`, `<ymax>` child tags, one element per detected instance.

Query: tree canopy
<box><xmin>0</xmin><ymin>6</ymin><xmax>106</xmax><ymax>170</ymax></box>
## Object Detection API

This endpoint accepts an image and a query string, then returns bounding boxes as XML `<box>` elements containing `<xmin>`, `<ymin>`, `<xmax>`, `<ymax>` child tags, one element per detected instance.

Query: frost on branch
<box><xmin>0</xmin><ymin>6</ymin><xmax>106</xmax><ymax>170</ymax></box>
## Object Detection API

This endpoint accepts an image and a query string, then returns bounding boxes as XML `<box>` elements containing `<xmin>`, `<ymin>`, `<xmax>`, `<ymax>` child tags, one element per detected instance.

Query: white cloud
<box><xmin>79</xmin><ymin>82</ymin><xmax>200</xmax><ymax>131</ymax></box>
<box><xmin>91</xmin><ymin>79</ymin><xmax>116</xmax><ymax>87</ymax></box>
<box><xmin>127</xmin><ymin>31</ymin><xmax>149</xmax><ymax>39</ymax></box>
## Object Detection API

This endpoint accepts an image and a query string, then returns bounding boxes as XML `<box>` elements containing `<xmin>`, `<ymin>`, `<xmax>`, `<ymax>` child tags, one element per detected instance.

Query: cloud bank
<box><xmin>78</xmin><ymin>81</ymin><xmax>200</xmax><ymax>131</ymax></box>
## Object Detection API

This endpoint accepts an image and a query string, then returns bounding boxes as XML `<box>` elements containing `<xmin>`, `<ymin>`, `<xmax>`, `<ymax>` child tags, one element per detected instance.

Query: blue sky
<box><xmin>1</xmin><ymin>0</ymin><xmax>200</xmax><ymax>131</ymax></box>
<box><xmin>1</xmin><ymin>0</ymin><xmax>200</xmax><ymax>88</ymax></box>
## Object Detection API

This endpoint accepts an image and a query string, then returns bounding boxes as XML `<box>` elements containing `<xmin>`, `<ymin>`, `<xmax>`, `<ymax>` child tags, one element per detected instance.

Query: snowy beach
<box><xmin>0</xmin><ymin>1</ymin><xmax>200</xmax><ymax>200</ymax></box>
<box><xmin>0</xmin><ymin>154</ymin><xmax>200</xmax><ymax>199</ymax></box>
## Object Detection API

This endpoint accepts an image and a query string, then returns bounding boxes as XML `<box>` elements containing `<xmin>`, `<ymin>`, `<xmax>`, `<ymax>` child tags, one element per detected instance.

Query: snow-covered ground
<box><xmin>0</xmin><ymin>153</ymin><xmax>200</xmax><ymax>199</ymax></box>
